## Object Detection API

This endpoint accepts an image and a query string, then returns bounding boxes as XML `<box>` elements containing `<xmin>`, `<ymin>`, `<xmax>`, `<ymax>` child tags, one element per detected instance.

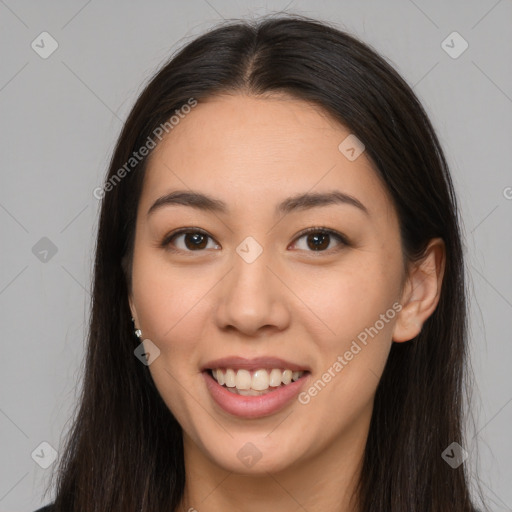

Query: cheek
<box><xmin>291</xmin><ymin>255</ymin><xmax>400</xmax><ymax>411</ymax></box>
<box><xmin>292</xmin><ymin>256</ymin><xmax>401</xmax><ymax>347</ymax></box>
<box><xmin>131</xmin><ymin>250</ymin><xmax>216</xmax><ymax>346</ymax></box>
<box><xmin>131</xmin><ymin>264</ymin><xmax>216</xmax><ymax>420</ymax></box>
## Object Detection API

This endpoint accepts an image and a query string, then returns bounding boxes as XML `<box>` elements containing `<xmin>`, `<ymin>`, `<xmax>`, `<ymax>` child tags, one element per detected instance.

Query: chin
<box><xmin>200</xmin><ymin>430</ymin><xmax>307</xmax><ymax>475</ymax></box>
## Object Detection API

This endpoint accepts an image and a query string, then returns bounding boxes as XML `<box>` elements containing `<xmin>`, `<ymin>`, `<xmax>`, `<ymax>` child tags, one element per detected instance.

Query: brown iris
<box><xmin>184</xmin><ymin>232</ymin><xmax>208</xmax><ymax>250</ymax></box>
<box><xmin>306</xmin><ymin>232</ymin><xmax>330</xmax><ymax>251</ymax></box>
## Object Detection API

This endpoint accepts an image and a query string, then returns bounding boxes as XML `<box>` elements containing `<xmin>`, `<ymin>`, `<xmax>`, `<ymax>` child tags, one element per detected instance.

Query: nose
<box><xmin>213</xmin><ymin>250</ymin><xmax>291</xmax><ymax>337</ymax></box>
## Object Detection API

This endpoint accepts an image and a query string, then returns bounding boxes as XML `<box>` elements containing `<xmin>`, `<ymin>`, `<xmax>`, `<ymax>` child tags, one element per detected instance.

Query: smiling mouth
<box><xmin>207</xmin><ymin>367</ymin><xmax>309</xmax><ymax>396</ymax></box>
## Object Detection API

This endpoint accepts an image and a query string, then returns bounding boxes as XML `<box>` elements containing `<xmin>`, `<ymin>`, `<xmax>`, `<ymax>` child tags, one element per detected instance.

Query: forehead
<box><xmin>140</xmin><ymin>93</ymin><xmax>394</xmax><ymax>219</ymax></box>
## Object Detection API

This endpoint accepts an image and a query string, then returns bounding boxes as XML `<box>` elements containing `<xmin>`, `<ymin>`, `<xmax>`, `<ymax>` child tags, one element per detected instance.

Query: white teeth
<box><xmin>224</xmin><ymin>369</ymin><xmax>236</xmax><ymax>388</ymax></box>
<box><xmin>235</xmin><ymin>369</ymin><xmax>252</xmax><ymax>390</ymax></box>
<box><xmin>210</xmin><ymin>367</ymin><xmax>306</xmax><ymax>392</ymax></box>
<box><xmin>252</xmin><ymin>369</ymin><xmax>269</xmax><ymax>391</ymax></box>
<box><xmin>282</xmin><ymin>369</ymin><xmax>292</xmax><ymax>385</ymax></box>
<box><xmin>269</xmin><ymin>368</ymin><xmax>282</xmax><ymax>387</ymax></box>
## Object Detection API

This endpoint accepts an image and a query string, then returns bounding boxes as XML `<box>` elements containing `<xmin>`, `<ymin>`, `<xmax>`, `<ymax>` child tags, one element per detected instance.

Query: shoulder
<box><xmin>34</xmin><ymin>505</ymin><xmax>54</xmax><ymax>512</ymax></box>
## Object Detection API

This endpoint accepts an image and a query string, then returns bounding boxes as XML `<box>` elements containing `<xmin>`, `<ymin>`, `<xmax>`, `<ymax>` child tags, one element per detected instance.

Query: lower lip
<box><xmin>203</xmin><ymin>370</ymin><xmax>309</xmax><ymax>419</ymax></box>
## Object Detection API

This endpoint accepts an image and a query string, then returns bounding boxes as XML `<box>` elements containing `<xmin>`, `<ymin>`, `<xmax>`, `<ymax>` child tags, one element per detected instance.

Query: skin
<box><xmin>128</xmin><ymin>93</ymin><xmax>445</xmax><ymax>512</ymax></box>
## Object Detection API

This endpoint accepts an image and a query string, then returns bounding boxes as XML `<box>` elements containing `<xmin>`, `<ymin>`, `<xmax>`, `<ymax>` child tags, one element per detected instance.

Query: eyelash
<box><xmin>160</xmin><ymin>226</ymin><xmax>349</xmax><ymax>254</ymax></box>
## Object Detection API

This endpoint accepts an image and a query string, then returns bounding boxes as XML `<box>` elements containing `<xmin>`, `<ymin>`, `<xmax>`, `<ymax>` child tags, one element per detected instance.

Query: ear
<box><xmin>392</xmin><ymin>238</ymin><xmax>446</xmax><ymax>343</ymax></box>
<box><xmin>128</xmin><ymin>294</ymin><xmax>138</xmax><ymax>326</ymax></box>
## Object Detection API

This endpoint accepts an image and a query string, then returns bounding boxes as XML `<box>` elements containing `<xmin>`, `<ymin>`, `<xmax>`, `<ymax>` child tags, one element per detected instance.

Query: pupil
<box><xmin>185</xmin><ymin>233</ymin><xmax>207</xmax><ymax>250</ymax></box>
<box><xmin>307</xmin><ymin>233</ymin><xmax>329</xmax><ymax>251</ymax></box>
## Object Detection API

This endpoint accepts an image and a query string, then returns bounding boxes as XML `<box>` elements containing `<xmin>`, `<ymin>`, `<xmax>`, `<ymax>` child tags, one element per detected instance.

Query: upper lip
<box><xmin>201</xmin><ymin>356</ymin><xmax>310</xmax><ymax>372</ymax></box>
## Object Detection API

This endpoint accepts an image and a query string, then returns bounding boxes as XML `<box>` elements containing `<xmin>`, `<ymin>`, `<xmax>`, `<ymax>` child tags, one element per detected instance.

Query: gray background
<box><xmin>0</xmin><ymin>1</ymin><xmax>511</xmax><ymax>510</ymax></box>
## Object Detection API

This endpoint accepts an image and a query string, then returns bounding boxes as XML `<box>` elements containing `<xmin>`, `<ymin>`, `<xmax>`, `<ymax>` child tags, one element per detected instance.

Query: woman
<box><xmin>36</xmin><ymin>14</ymin><xmax>484</xmax><ymax>512</ymax></box>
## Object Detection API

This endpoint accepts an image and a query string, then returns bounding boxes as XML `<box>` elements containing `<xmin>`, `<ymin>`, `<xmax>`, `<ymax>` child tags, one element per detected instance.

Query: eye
<box><xmin>162</xmin><ymin>228</ymin><xmax>221</xmax><ymax>252</ymax></box>
<box><xmin>289</xmin><ymin>227</ymin><xmax>348</xmax><ymax>252</ymax></box>
<box><xmin>161</xmin><ymin>227</ymin><xmax>347</xmax><ymax>253</ymax></box>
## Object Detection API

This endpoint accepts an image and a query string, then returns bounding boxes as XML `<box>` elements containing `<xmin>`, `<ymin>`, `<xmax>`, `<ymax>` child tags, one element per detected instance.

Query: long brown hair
<box><xmin>45</xmin><ymin>14</ymin><xmax>484</xmax><ymax>512</ymax></box>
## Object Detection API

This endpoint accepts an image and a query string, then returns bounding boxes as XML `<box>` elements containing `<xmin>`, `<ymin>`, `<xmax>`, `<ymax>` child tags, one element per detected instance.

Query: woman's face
<box><xmin>129</xmin><ymin>93</ymin><xmax>407</xmax><ymax>474</ymax></box>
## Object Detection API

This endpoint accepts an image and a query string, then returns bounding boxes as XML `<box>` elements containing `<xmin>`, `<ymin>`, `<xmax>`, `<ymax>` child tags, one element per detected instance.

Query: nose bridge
<box><xmin>214</xmin><ymin>242</ymin><xmax>290</xmax><ymax>334</ymax></box>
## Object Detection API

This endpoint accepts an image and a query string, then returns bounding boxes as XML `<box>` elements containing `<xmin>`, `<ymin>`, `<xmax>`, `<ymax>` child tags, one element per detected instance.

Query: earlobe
<box><xmin>392</xmin><ymin>238</ymin><xmax>445</xmax><ymax>343</ymax></box>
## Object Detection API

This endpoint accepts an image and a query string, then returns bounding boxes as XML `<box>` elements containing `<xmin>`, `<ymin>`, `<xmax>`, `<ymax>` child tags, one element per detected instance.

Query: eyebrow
<box><xmin>147</xmin><ymin>190</ymin><xmax>369</xmax><ymax>217</ymax></box>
